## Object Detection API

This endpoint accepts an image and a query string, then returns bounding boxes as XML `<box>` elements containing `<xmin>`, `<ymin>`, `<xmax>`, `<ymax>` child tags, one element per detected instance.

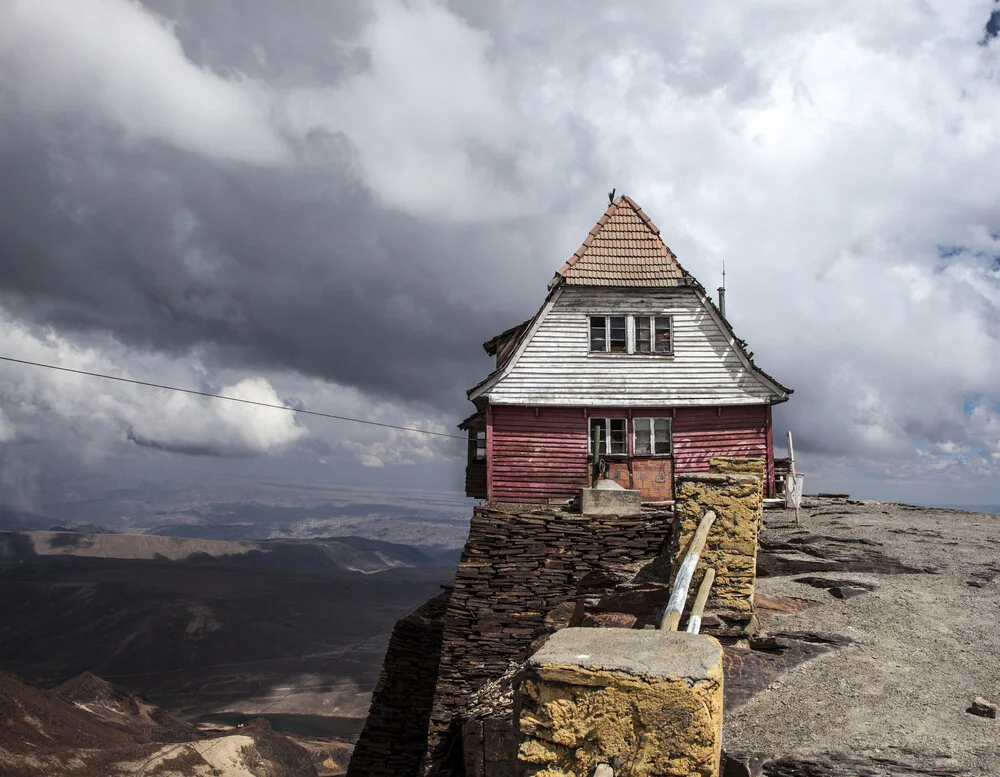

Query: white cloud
<box><xmin>283</xmin><ymin>0</ymin><xmax>525</xmax><ymax>220</ymax></box>
<box><xmin>0</xmin><ymin>314</ymin><xmax>306</xmax><ymax>457</ymax></box>
<box><xmin>0</xmin><ymin>309</ymin><xmax>460</xmax><ymax>473</ymax></box>
<box><xmin>486</xmin><ymin>1</ymin><xmax>1000</xmax><ymax>493</ymax></box>
<box><xmin>0</xmin><ymin>0</ymin><xmax>286</xmax><ymax>163</ymax></box>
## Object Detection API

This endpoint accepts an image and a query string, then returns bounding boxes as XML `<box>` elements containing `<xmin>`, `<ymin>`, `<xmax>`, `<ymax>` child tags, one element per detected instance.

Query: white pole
<box><xmin>661</xmin><ymin>511</ymin><xmax>717</xmax><ymax>631</ymax></box>
<box><xmin>786</xmin><ymin>430</ymin><xmax>800</xmax><ymax>526</ymax></box>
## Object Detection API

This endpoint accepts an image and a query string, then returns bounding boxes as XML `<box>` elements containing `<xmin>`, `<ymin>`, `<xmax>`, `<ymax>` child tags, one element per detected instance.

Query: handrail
<box><xmin>684</xmin><ymin>567</ymin><xmax>716</xmax><ymax>634</ymax></box>
<box><xmin>660</xmin><ymin>510</ymin><xmax>717</xmax><ymax>631</ymax></box>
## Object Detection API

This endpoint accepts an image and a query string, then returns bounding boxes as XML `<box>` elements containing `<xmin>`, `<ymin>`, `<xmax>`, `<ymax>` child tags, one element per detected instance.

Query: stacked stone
<box><xmin>709</xmin><ymin>456</ymin><xmax>765</xmax><ymax>490</ymax></box>
<box><xmin>346</xmin><ymin>591</ymin><xmax>451</xmax><ymax>777</ymax></box>
<box><xmin>670</xmin><ymin>473</ymin><xmax>762</xmax><ymax>637</ymax></box>
<box><xmin>423</xmin><ymin>506</ymin><xmax>673</xmax><ymax>774</ymax></box>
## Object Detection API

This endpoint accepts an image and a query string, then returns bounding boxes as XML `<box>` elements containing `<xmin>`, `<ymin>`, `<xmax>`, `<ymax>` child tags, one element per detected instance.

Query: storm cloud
<box><xmin>0</xmin><ymin>0</ymin><xmax>999</xmax><ymax>506</ymax></box>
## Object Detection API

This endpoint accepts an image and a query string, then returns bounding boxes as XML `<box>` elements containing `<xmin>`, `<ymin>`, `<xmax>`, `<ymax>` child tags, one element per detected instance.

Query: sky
<box><xmin>0</xmin><ymin>0</ymin><xmax>999</xmax><ymax>512</ymax></box>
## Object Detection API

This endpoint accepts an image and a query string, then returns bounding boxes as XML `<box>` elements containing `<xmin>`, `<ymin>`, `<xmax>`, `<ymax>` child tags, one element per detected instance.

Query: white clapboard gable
<box><xmin>472</xmin><ymin>285</ymin><xmax>786</xmax><ymax>407</ymax></box>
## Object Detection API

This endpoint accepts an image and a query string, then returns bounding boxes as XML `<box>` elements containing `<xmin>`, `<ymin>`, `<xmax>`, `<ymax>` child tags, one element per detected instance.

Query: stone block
<box><xmin>483</xmin><ymin>717</ymin><xmax>517</xmax><ymax>762</ymax></box>
<box><xmin>581</xmin><ymin>487</ymin><xmax>643</xmax><ymax>516</ymax></box>
<box><xmin>671</xmin><ymin>474</ymin><xmax>762</xmax><ymax>620</ymax></box>
<box><xmin>517</xmin><ymin>628</ymin><xmax>723</xmax><ymax>777</ymax></box>
<box><xmin>709</xmin><ymin>456</ymin><xmax>766</xmax><ymax>498</ymax></box>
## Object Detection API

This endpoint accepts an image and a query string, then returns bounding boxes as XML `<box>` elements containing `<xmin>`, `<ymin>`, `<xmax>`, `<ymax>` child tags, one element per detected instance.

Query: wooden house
<box><xmin>460</xmin><ymin>195</ymin><xmax>791</xmax><ymax>503</ymax></box>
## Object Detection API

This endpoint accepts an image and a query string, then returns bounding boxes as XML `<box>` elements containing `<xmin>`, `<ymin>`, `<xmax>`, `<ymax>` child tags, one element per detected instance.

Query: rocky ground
<box><xmin>0</xmin><ymin>670</ymin><xmax>318</xmax><ymax>777</ymax></box>
<box><xmin>724</xmin><ymin>498</ymin><xmax>1000</xmax><ymax>776</ymax></box>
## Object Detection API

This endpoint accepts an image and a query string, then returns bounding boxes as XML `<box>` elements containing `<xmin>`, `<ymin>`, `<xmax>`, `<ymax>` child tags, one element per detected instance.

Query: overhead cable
<box><xmin>0</xmin><ymin>355</ymin><xmax>466</xmax><ymax>440</ymax></box>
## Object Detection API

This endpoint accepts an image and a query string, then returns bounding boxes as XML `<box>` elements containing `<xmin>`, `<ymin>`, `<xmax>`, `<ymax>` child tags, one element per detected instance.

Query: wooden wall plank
<box><xmin>485</xmin><ymin>287</ymin><xmax>783</xmax><ymax>406</ymax></box>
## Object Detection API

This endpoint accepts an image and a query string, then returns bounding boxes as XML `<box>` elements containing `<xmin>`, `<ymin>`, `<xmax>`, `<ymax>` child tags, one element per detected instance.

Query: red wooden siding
<box><xmin>488</xmin><ymin>406</ymin><xmax>589</xmax><ymax>503</ymax></box>
<box><xmin>673</xmin><ymin>405</ymin><xmax>772</xmax><ymax>494</ymax></box>
<box><xmin>487</xmin><ymin>404</ymin><xmax>775</xmax><ymax>503</ymax></box>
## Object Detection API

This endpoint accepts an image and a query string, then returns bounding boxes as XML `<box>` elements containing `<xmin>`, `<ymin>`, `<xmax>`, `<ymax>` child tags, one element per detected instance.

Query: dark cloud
<box><xmin>0</xmin><ymin>0</ymin><xmax>999</xmax><ymax>508</ymax></box>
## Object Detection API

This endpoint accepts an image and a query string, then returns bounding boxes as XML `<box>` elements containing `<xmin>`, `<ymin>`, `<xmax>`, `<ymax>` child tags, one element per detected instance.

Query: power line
<box><xmin>0</xmin><ymin>354</ymin><xmax>466</xmax><ymax>441</ymax></box>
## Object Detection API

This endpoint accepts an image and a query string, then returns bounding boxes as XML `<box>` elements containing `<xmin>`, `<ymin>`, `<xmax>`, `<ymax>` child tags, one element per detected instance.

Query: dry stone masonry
<box><xmin>347</xmin><ymin>591</ymin><xmax>450</xmax><ymax>777</ymax></box>
<box><xmin>670</xmin><ymin>472</ymin><xmax>762</xmax><ymax>636</ymax></box>
<box><xmin>421</xmin><ymin>505</ymin><xmax>674</xmax><ymax>773</ymax></box>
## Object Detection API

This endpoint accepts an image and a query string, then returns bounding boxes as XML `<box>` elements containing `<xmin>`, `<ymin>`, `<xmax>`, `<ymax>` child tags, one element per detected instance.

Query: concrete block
<box><xmin>581</xmin><ymin>486</ymin><xmax>643</xmax><ymax>516</ymax></box>
<box><xmin>517</xmin><ymin>628</ymin><xmax>723</xmax><ymax>777</ymax></box>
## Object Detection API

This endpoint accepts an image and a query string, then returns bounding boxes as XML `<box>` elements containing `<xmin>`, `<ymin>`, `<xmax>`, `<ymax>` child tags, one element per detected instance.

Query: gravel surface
<box><xmin>725</xmin><ymin>499</ymin><xmax>1000</xmax><ymax>775</ymax></box>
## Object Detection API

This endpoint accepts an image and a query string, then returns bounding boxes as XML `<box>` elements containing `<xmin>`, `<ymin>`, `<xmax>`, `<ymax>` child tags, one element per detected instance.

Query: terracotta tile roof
<box><xmin>550</xmin><ymin>195</ymin><xmax>692</xmax><ymax>288</ymax></box>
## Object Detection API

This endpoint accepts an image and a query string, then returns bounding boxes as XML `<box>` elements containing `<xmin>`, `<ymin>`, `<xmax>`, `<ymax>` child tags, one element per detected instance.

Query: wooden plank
<box><xmin>684</xmin><ymin>568</ymin><xmax>716</xmax><ymax>634</ymax></box>
<box><xmin>484</xmin><ymin>287</ymin><xmax>785</xmax><ymax>407</ymax></box>
<box><xmin>661</xmin><ymin>511</ymin><xmax>717</xmax><ymax>631</ymax></box>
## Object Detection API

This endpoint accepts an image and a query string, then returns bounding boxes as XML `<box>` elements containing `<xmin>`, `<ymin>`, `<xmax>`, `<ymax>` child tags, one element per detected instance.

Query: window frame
<box><xmin>589</xmin><ymin>315</ymin><xmax>628</xmax><ymax>354</ymax></box>
<box><xmin>468</xmin><ymin>429</ymin><xmax>486</xmax><ymax>463</ymax></box>
<box><xmin>633</xmin><ymin>315</ymin><xmax>673</xmax><ymax>356</ymax></box>
<box><xmin>633</xmin><ymin>416</ymin><xmax>672</xmax><ymax>457</ymax></box>
<box><xmin>587</xmin><ymin>314</ymin><xmax>674</xmax><ymax>356</ymax></box>
<box><xmin>588</xmin><ymin>417</ymin><xmax>628</xmax><ymax>457</ymax></box>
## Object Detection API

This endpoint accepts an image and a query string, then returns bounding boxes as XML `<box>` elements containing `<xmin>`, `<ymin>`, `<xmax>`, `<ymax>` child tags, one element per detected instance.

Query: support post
<box><xmin>685</xmin><ymin>568</ymin><xmax>716</xmax><ymax>635</ymax></box>
<box><xmin>660</xmin><ymin>511</ymin><xmax>716</xmax><ymax>631</ymax></box>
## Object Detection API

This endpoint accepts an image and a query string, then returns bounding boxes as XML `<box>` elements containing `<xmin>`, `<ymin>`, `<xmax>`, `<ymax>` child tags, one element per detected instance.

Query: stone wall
<box><xmin>347</xmin><ymin>590</ymin><xmax>451</xmax><ymax>777</ymax></box>
<box><xmin>670</xmin><ymin>473</ymin><xmax>762</xmax><ymax>632</ymax></box>
<box><xmin>423</xmin><ymin>506</ymin><xmax>674</xmax><ymax>774</ymax></box>
<box><xmin>518</xmin><ymin>628</ymin><xmax>724</xmax><ymax>777</ymax></box>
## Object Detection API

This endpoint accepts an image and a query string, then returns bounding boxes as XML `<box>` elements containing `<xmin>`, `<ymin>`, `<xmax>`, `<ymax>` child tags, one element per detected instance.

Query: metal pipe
<box><xmin>660</xmin><ymin>510</ymin><xmax>717</xmax><ymax>631</ymax></box>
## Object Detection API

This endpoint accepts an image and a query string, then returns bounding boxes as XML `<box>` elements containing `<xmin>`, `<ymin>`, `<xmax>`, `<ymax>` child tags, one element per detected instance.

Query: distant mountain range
<box><xmin>0</xmin><ymin>480</ymin><xmax>474</xmax><ymax>553</ymax></box>
<box><xmin>0</xmin><ymin>529</ymin><xmax>460</xmax><ymax>573</ymax></box>
<box><xmin>0</xmin><ymin>526</ymin><xmax>459</xmax><ymax>770</ymax></box>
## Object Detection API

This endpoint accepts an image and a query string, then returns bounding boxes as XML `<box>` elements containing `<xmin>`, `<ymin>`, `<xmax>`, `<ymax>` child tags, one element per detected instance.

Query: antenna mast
<box><xmin>717</xmin><ymin>260</ymin><xmax>727</xmax><ymax>318</ymax></box>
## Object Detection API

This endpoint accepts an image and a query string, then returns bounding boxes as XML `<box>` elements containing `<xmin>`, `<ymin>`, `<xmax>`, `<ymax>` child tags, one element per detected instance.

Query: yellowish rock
<box><xmin>518</xmin><ymin>629</ymin><xmax>723</xmax><ymax>777</ymax></box>
<box><xmin>671</xmin><ymin>473</ymin><xmax>762</xmax><ymax>617</ymax></box>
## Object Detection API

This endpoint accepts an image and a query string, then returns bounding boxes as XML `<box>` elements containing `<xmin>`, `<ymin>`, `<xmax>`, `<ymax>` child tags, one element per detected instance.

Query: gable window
<box><xmin>469</xmin><ymin>429</ymin><xmax>486</xmax><ymax>463</ymax></box>
<box><xmin>590</xmin><ymin>316</ymin><xmax>627</xmax><ymax>353</ymax></box>
<box><xmin>590</xmin><ymin>314</ymin><xmax>672</xmax><ymax>354</ymax></box>
<box><xmin>589</xmin><ymin>417</ymin><xmax>627</xmax><ymax>455</ymax></box>
<box><xmin>634</xmin><ymin>316</ymin><xmax>672</xmax><ymax>354</ymax></box>
<box><xmin>634</xmin><ymin>417</ymin><xmax>672</xmax><ymax>456</ymax></box>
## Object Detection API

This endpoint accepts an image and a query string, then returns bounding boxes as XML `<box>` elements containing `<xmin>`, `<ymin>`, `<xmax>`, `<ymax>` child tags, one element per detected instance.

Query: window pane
<box><xmin>653</xmin><ymin>418</ymin><xmax>671</xmax><ymax>454</ymax></box>
<box><xmin>654</xmin><ymin>317</ymin><xmax>671</xmax><ymax>353</ymax></box>
<box><xmin>634</xmin><ymin>418</ymin><xmax>651</xmax><ymax>455</ymax></box>
<box><xmin>475</xmin><ymin>430</ymin><xmax>486</xmax><ymax>461</ymax></box>
<box><xmin>589</xmin><ymin>418</ymin><xmax>607</xmax><ymax>454</ymax></box>
<box><xmin>609</xmin><ymin>316</ymin><xmax>627</xmax><ymax>353</ymax></box>
<box><xmin>635</xmin><ymin>316</ymin><xmax>652</xmax><ymax>353</ymax></box>
<box><xmin>609</xmin><ymin>419</ymin><xmax>627</xmax><ymax>454</ymax></box>
<box><xmin>590</xmin><ymin>316</ymin><xmax>607</xmax><ymax>352</ymax></box>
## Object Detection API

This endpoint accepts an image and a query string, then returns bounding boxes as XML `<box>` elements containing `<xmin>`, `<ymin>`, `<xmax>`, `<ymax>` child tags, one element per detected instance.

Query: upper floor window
<box><xmin>634</xmin><ymin>315</ymin><xmax>672</xmax><ymax>354</ymax></box>
<box><xmin>590</xmin><ymin>315</ymin><xmax>627</xmax><ymax>353</ymax></box>
<box><xmin>590</xmin><ymin>314</ymin><xmax>672</xmax><ymax>355</ymax></box>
